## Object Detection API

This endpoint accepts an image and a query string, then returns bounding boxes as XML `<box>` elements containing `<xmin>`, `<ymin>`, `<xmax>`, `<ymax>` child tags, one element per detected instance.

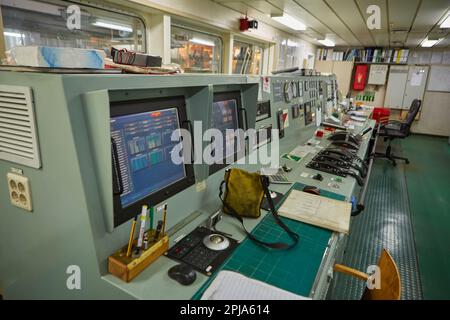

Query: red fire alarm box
<box><xmin>353</xmin><ymin>64</ymin><xmax>368</xmax><ymax>91</ymax></box>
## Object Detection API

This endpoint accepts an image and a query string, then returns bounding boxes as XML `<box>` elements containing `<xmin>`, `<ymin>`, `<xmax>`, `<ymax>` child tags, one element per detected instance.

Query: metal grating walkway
<box><xmin>329</xmin><ymin>143</ymin><xmax>423</xmax><ymax>300</ymax></box>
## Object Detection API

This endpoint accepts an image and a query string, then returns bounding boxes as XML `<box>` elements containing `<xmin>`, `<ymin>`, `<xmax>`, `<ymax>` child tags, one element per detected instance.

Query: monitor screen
<box><xmin>209</xmin><ymin>91</ymin><xmax>243</xmax><ymax>175</ymax></box>
<box><xmin>110</xmin><ymin>96</ymin><xmax>195</xmax><ymax>227</ymax></box>
<box><xmin>256</xmin><ymin>100</ymin><xmax>271</xmax><ymax>122</ymax></box>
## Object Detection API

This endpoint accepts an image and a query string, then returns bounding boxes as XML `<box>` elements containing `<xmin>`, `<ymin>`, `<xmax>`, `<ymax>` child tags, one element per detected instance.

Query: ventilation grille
<box><xmin>0</xmin><ymin>85</ymin><xmax>41</xmax><ymax>168</ymax></box>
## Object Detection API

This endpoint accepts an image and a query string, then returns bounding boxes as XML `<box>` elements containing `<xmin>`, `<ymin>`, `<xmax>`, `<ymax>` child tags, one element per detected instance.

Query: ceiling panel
<box><xmin>242</xmin><ymin>0</ymin><xmax>283</xmax><ymax>16</ymax></box>
<box><xmin>213</xmin><ymin>0</ymin><xmax>450</xmax><ymax>48</ymax></box>
<box><xmin>411</xmin><ymin>0</ymin><xmax>449</xmax><ymax>32</ymax></box>
<box><xmin>388</xmin><ymin>0</ymin><xmax>421</xmax><ymax>31</ymax></box>
<box><xmin>355</xmin><ymin>0</ymin><xmax>389</xmax><ymax>46</ymax></box>
<box><xmin>267</xmin><ymin>0</ymin><xmax>332</xmax><ymax>36</ymax></box>
<box><xmin>291</xmin><ymin>0</ymin><xmax>360</xmax><ymax>46</ymax></box>
<box><xmin>436</xmin><ymin>36</ymin><xmax>450</xmax><ymax>47</ymax></box>
<box><xmin>325</xmin><ymin>0</ymin><xmax>374</xmax><ymax>46</ymax></box>
<box><xmin>405</xmin><ymin>32</ymin><xmax>428</xmax><ymax>47</ymax></box>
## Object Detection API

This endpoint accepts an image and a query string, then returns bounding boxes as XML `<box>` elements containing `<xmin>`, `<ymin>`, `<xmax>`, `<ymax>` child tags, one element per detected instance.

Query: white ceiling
<box><xmin>212</xmin><ymin>0</ymin><xmax>450</xmax><ymax>48</ymax></box>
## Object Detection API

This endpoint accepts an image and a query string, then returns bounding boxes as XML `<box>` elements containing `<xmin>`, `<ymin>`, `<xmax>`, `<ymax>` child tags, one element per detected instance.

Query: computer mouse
<box><xmin>168</xmin><ymin>264</ymin><xmax>197</xmax><ymax>286</ymax></box>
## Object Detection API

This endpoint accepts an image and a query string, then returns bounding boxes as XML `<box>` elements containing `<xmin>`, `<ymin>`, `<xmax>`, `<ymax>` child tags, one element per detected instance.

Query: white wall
<box><xmin>412</xmin><ymin>91</ymin><xmax>450</xmax><ymax>137</ymax></box>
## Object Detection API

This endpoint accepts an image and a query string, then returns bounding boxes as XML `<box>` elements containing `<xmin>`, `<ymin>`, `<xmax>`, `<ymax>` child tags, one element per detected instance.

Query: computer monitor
<box><xmin>209</xmin><ymin>91</ymin><xmax>244</xmax><ymax>175</ymax></box>
<box><xmin>110</xmin><ymin>96</ymin><xmax>195</xmax><ymax>227</ymax></box>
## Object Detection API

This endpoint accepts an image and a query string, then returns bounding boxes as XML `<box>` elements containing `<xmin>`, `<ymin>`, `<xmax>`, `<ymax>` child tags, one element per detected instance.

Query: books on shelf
<box><xmin>316</xmin><ymin>48</ymin><xmax>345</xmax><ymax>61</ymax></box>
<box><xmin>317</xmin><ymin>47</ymin><xmax>409</xmax><ymax>64</ymax></box>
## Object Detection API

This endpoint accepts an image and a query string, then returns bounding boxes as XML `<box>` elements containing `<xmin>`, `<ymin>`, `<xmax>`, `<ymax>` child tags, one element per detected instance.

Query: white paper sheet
<box><xmin>411</xmin><ymin>71</ymin><xmax>424</xmax><ymax>87</ymax></box>
<box><xmin>201</xmin><ymin>271</ymin><xmax>310</xmax><ymax>300</ymax></box>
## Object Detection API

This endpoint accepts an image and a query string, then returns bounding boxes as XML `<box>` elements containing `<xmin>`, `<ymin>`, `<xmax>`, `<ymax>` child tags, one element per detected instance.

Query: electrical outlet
<box><xmin>7</xmin><ymin>172</ymin><xmax>32</xmax><ymax>212</ymax></box>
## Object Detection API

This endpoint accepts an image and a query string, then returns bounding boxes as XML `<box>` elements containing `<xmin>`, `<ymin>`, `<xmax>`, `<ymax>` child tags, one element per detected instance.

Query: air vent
<box><xmin>0</xmin><ymin>85</ymin><xmax>41</xmax><ymax>168</ymax></box>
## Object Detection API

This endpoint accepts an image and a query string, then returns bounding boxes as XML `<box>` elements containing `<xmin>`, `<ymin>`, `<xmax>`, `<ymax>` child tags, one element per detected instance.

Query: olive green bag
<box><xmin>219</xmin><ymin>168</ymin><xmax>299</xmax><ymax>249</ymax></box>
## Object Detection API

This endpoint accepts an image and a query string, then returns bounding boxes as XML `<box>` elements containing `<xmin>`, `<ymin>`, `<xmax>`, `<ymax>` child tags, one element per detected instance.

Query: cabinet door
<box><xmin>403</xmin><ymin>66</ymin><xmax>429</xmax><ymax>110</ymax></box>
<box><xmin>384</xmin><ymin>65</ymin><xmax>408</xmax><ymax>109</ymax></box>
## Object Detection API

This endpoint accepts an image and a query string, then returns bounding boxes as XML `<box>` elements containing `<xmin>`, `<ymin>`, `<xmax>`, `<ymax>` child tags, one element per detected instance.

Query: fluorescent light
<box><xmin>190</xmin><ymin>37</ymin><xmax>215</xmax><ymax>47</ymax></box>
<box><xmin>440</xmin><ymin>15</ymin><xmax>450</xmax><ymax>28</ymax></box>
<box><xmin>287</xmin><ymin>40</ymin><xmax>298</xmax><ymax>47</ymax></box>
<box><xmin>421</xmin><ymin>38</ymin><xmax>441</xmax><ymax>47</ymax></box>
<box><xmin>4</xmin><ymin>32</ymin><xmax>23</xmax><ymax>38</ymax></box>
<box><xmin>93</xmin><ymin>21</ymin><xmax>132</xmax><ymax>33</ymax></box>
<box><xmin>272</xmin><ymin>14</ymin><xmax>306</xmax><ymax>31</ymax></box>
<box><xmin>318</xmin><ymin>39</ymin><xmax>335</xmax><ymax>47</ymax></box>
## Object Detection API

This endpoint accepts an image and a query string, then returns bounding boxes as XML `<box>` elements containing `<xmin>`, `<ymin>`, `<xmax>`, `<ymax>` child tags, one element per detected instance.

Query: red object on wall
<box><xmin>240</xmin><ymin>17</ymin><xmax>249</xmax><ymax>31</ymax></box>
<box><xmin>353</xmin><ymin>64</ymin><xmax>368</xmax><ymax>91</ymax></box>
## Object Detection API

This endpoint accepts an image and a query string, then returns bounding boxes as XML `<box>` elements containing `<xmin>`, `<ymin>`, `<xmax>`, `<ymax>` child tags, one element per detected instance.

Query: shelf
<box><xmin>354</xmin><ymin>62</ymin><xmax>407</xmax><ymax>65</ymax></box>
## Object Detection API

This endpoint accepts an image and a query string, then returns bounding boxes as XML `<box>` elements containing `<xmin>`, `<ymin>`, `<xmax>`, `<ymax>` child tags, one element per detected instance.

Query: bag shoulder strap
<box><xmin>219</xmin><ymin>177</ymin><xmax>299</xmax><ymax>250</ymax></box>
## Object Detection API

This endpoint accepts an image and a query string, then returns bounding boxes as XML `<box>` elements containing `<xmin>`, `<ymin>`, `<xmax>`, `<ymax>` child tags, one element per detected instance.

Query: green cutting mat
<box><xmin>192</xmin><ymin>182</ymin><xmax>346</xmax><ymax>299</ymax></box>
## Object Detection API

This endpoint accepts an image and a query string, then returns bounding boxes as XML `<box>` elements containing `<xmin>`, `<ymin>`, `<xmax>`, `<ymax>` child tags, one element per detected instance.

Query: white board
<box><xmin>368</xmin><ymin>64</ymin><xmax>388</xmax><ymax>85</ymax></box>
<box><xmin>427</xmin><ymin>65</ymin><xmax>450</xmax><ymax>92</ymax></box>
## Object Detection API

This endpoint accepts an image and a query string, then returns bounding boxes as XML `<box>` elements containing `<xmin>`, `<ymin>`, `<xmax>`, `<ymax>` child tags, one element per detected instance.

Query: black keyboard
<box><xmin>166</xmin><ymin>226</ymin><xmax>239</xmax><ymax>276</ymax></box>
<box><xmin>183</xmin><ymin>245</ymin><xmax>221</xmax><ymax>271</ymax></box>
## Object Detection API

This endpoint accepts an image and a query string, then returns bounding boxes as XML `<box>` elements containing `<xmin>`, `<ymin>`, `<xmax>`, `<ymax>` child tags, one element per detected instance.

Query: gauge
<box><xmin>284</xmin><ymin>81</ymin><xmax>294</xmax><ymax>102</ymax></box>
<box><xmin>292</xmin><ymin>81</ymin><xmax>298</xmax><ymax>98</ymax></box>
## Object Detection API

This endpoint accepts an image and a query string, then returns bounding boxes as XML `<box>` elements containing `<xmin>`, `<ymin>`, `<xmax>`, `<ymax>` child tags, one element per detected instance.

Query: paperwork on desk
<box><xmin>278</xmin><ymin>190</ymin><xmax>351</xmax><ymax>234</ymax></box>
<box><xmin>350</xmin><ymin>115</ymin><xmax>367</xmax><ymax>122</ymax></box>
<box><xmin>289</xmin><ymin>145</ymin><xmax>317</xmax><ymax>158</ymax></box>
<box><xmin>201</xmin><ymin>271</ymin><xmax>310</xmax><ymax>300</ymax></box>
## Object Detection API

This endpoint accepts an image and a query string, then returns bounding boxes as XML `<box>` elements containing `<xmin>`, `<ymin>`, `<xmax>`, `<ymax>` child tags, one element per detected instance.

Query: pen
<box><xmin>154</xmin><ymin>220</ymin><xmax>163</xmax><ymax>242</ymax></box>
<box><xmin>126</xmin><ymin>216</ymin><xmax>137</xmax><ymax>257</ymax></box>
<box><xmin>149</xmin><ymin>206</ymin><xmax>154</xmax><ymax>231</ymax></box>
<box><xmin>137</xmin><ymin>205</ymin><xmax>148</xmax><ymax>249</ymax></box>
<box><xmin>162</xmin><ymin>203</ymin><xmax>167</xmax><ymax>236</ymax></box>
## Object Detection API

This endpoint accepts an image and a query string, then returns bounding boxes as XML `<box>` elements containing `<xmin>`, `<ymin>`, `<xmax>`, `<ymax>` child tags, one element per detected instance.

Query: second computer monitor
<box><xmin>209</xmin><ymin>91</ymin><xmax>244</xmax><ymax>175</ymax></box>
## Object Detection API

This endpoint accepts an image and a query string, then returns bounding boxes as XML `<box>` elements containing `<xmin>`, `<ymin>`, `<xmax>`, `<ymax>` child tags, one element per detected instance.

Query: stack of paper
<box><xmin>278</xmin><ymin>190</ymin><xmax>351</xmax><ymax>234</ymax></box>
<box><xmin>201</xmin><ymin>271</ymin><xmax>310</xmax><ymax>300</ymax></box>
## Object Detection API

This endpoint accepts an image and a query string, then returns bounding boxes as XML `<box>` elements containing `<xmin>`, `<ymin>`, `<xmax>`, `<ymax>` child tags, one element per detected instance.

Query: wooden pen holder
<box><xmin>108</xmin><ymin>230</ymin><xmax>169</xmax><ymax>282</ymax></box>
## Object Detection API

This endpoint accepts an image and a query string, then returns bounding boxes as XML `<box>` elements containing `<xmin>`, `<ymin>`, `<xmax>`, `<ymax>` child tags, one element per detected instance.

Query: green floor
<box><xmin>402</xmin><ymin>135</ymin><xmax>450</xmax><ymax>300</ymax></box>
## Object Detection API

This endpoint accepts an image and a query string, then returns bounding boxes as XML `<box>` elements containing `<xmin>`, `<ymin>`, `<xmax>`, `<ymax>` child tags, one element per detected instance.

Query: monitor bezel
<box><xmin>209</xmin><ymin>91</ymin><xmax>245</xmax><ymax>176</ymax></box>
<box><xmin>110</xmin><ymin>96</ymin><xmax>195</xmax><ymax>227</ymax></box>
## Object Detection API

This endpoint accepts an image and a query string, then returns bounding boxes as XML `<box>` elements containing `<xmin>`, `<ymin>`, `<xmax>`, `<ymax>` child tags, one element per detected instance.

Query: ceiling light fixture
<box><xmin>440</xmin><ymin>15</ymin><xmax>450</xmax><ymax>28</ymax></box>
<box><xmin>420</xmin><ymin>37</ymin><xmax>441</xmax><ymax>47</ymax></box>
<box><xmin>271</xmin><ymin>14</ymin><xmax>306</xmax><ymax>31</ymax></box>
<box><xmin>318</xmin><ymin>39</ymin><xmax>335</xmax><ymax>47</ymax></box>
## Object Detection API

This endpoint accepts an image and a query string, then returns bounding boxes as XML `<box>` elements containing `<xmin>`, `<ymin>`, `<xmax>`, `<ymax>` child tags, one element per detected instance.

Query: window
<box><xmin>277</xmin><ymin>39</ymin><xmax>300</xmax><ymax>70</ymax></box>
<box><xmin>171</xmin><ymin>25</ymin><xmax>222</xmax><ymax>73</ymax></box>
<box><xmin>286</xmin><ymin>40</ymin><xmax>299</xmax><ymax>68</ymax></box>
<box><xmin>277</xmin><ymin>40</ymin><xmax>287</xmax><ymax>70</ymax></box>
<box><xmin>1</xmin><ymin>0</ymin><xmax>145</xmax><ymax>55</ymax></box>
<box><xmin>232</xmin><ymin>40</ymin><xmax>263</xmax><ymax>75</ymax></box>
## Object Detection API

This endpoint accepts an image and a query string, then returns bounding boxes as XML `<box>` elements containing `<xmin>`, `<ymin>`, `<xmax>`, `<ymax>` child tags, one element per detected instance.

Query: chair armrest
<box><xmin>334</xmin><ymin>264</ymin><xmax>369</xmax><ymax>281</ymax></box>
<box><xmin>380</xmin><ymin>119</ymin><xmax>404</xmax><ymax>130</ymax></box>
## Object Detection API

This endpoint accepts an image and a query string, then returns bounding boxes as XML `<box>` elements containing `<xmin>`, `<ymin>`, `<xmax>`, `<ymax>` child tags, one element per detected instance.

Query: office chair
<box><xmin>374</xmin><ymin>99</ymin><xmax>421</xmax><ymax>166</ymax></box>
<box><xmin>334</xmin><ymin>248</ymin><xmax>401</xmax><ymax>300</ymax></box>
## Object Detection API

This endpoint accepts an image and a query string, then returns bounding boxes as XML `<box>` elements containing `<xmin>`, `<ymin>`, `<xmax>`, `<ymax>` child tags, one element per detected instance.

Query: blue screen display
<box><xmin>110</xmin><ymin>108</ymin><xmax>186</xmax><ymax>208</ymax></box>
